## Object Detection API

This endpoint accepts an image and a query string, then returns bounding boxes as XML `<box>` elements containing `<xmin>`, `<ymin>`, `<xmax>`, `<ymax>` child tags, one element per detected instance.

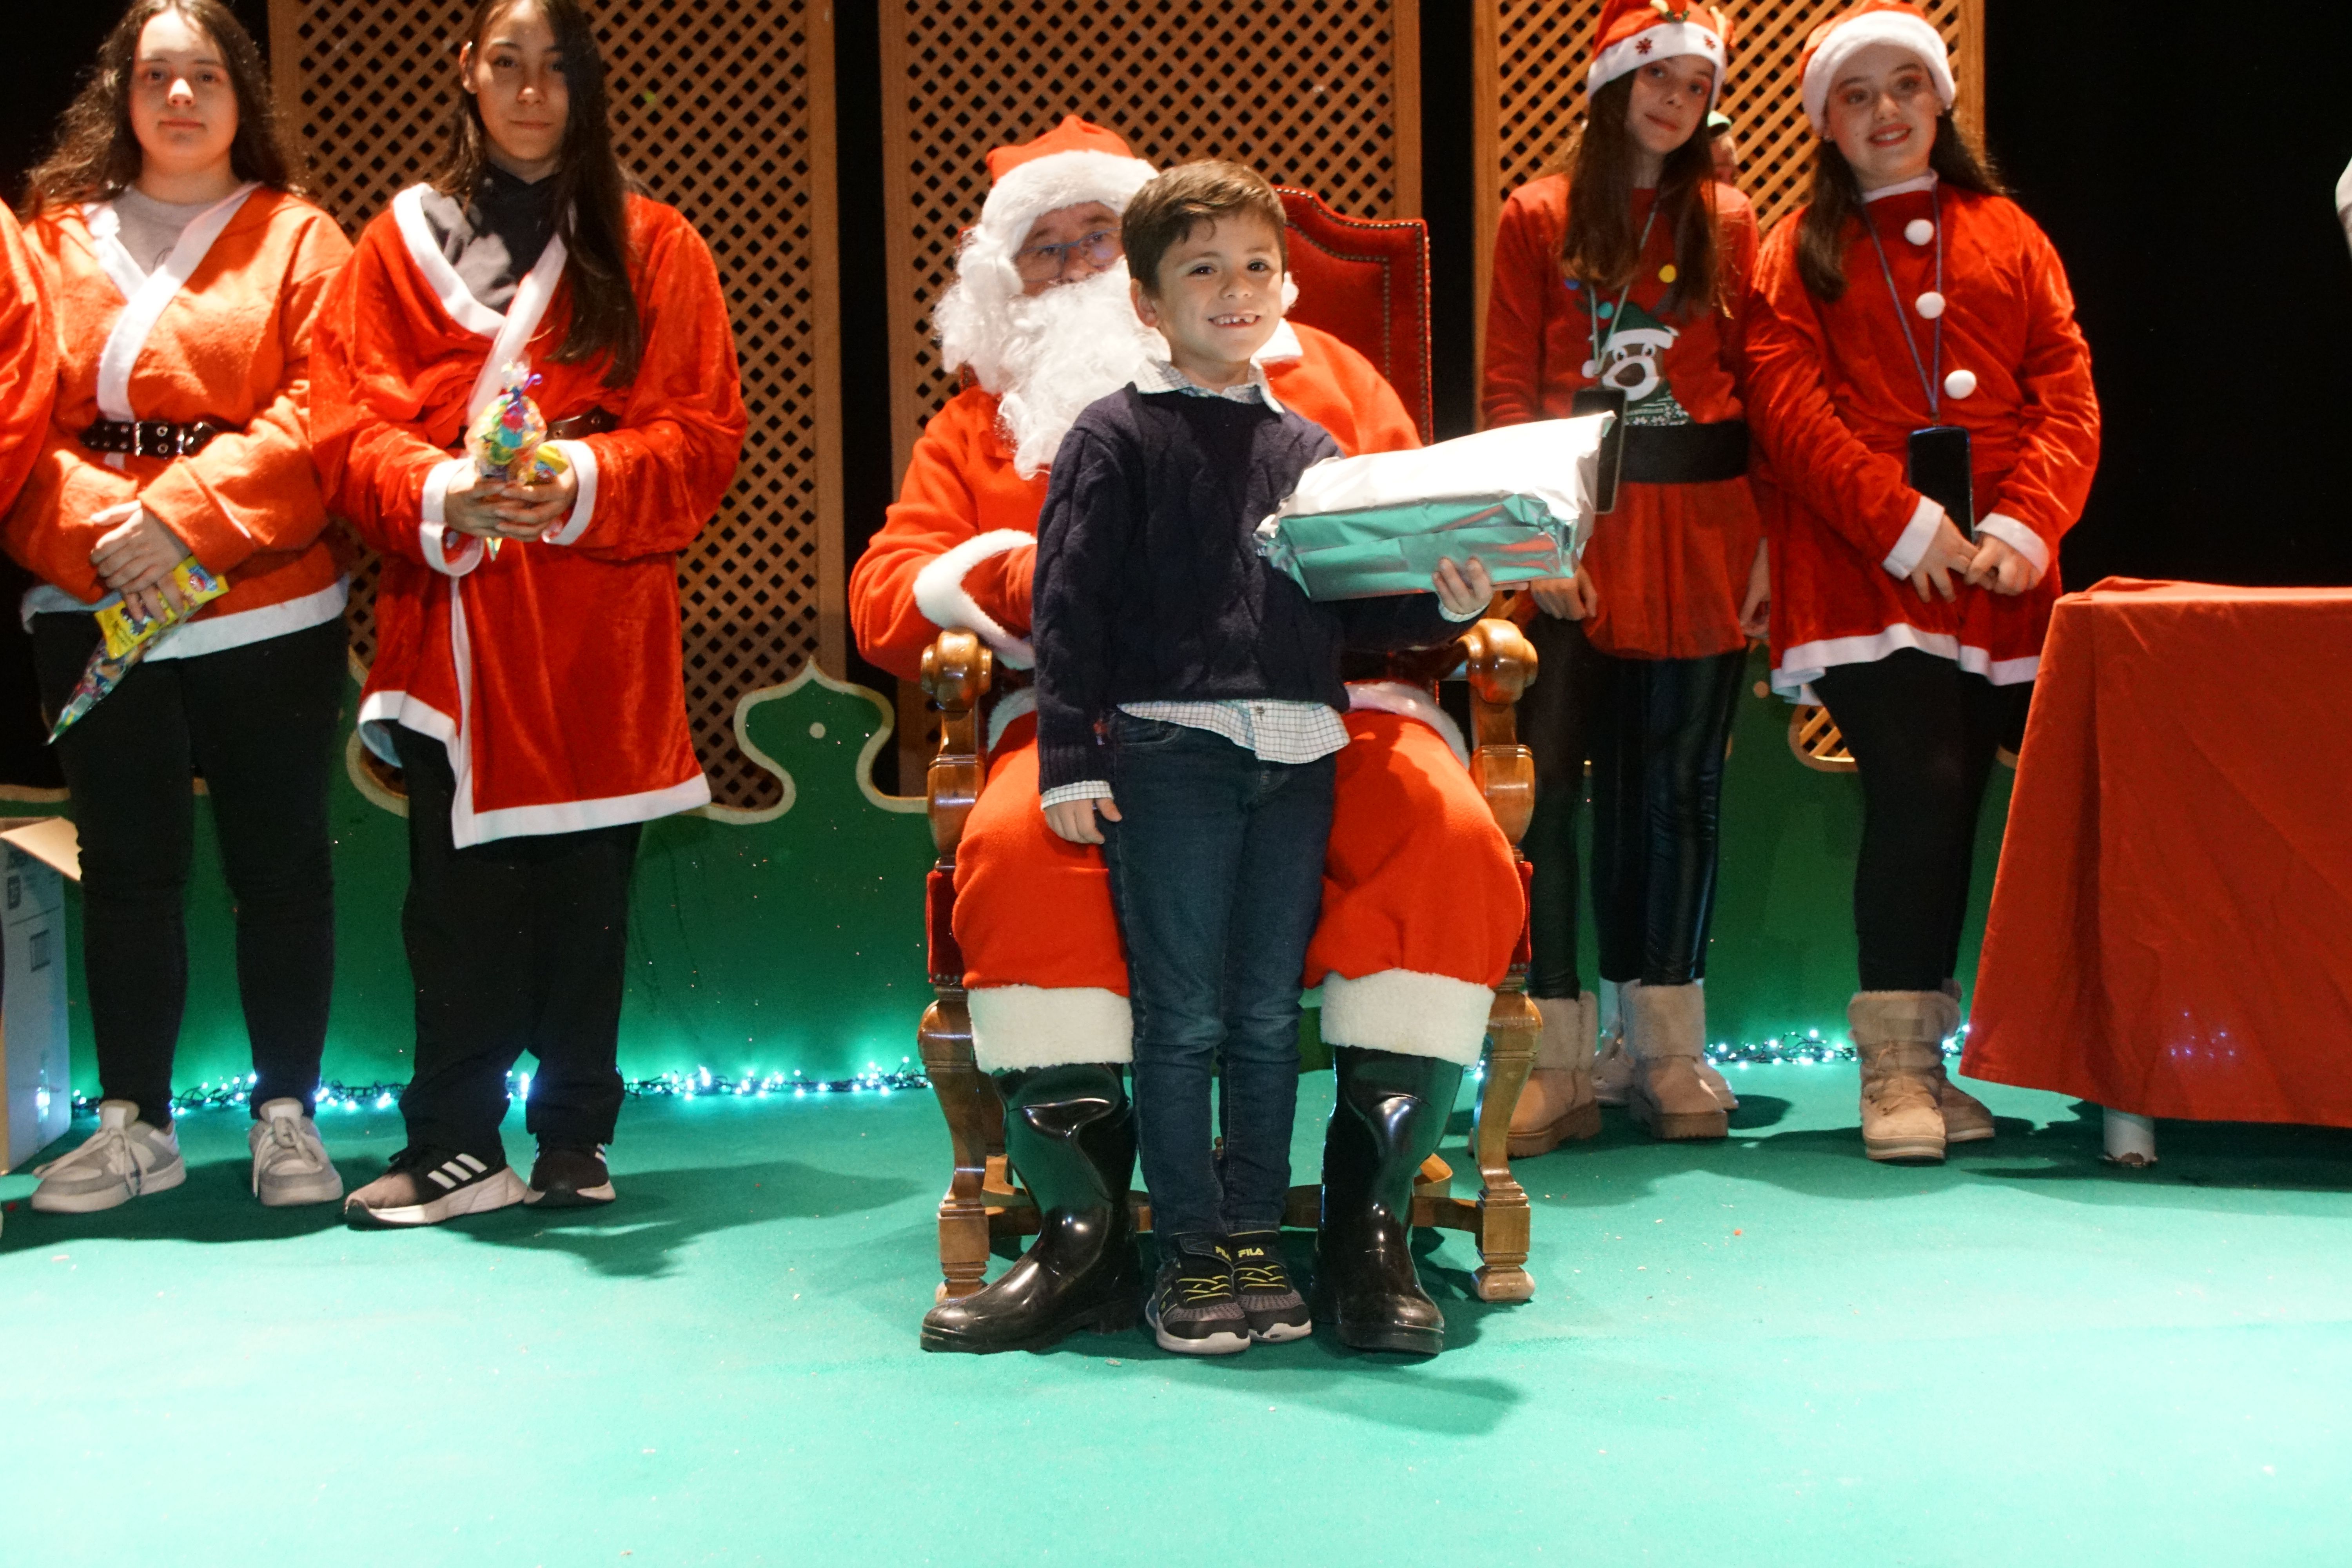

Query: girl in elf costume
<box><xmin>1744</xmin><ymin>1</ymin><xmax>2098</xmax><ymax>1161</ymax></box>
<box><xmin>1483</xmin><ymin>0</ymin><xmax>1760</xmax><ymax>1151</ymax></box>
<box><xmin>9</xmin><ymin>0</ymin><xmax>352</xmax><ymax>1216</ymax></box>
<box><xmin>314</xmin><ymin>0</ymin><xmax>746</xmax><ymax>1225</ymax></box>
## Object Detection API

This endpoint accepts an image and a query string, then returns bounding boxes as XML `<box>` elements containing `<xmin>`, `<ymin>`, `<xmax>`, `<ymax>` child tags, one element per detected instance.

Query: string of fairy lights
<box><xmin>71</xmin><ymin>1025</ymin><xmax>1963</xmax><ymax>1116</ymax></box>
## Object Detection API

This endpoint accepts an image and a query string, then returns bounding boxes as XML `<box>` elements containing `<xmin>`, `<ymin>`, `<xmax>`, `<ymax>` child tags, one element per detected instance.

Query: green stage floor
<box><xmin>5</xmin><ymin>1065</ymin><xmax>2350</xmax><ymax>1566</ymax></box>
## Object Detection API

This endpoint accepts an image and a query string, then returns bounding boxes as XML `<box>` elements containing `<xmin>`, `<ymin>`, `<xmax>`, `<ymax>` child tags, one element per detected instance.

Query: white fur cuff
<box><xmin>912</xmin><ymin>528</ymin><xmax>1037</xmax><ymax>669</ymax></box>
<box><xmin>1346</xmin><ymin>680</ymin><xmax>1468</xmax><ymax>766</ymax></box>
<box><xmin>1319</xmin><ymin>969</ymin><xmax>1495</xmax><ymax>1067</ymax></box>
<box><xmin>969</xmin><ymin>984</ymin><xmax>1134</xmax><ymax>1070</ymax></box>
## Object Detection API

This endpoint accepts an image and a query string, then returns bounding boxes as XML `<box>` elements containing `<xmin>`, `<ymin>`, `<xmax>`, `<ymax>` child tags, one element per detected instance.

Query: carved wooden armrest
<box><xmin>919</xmin><ymin>629</ymin><xmax>994</xmax><ymax>857</ymax></box>
<box><xmin>1459</xmin><ymin>617</ymin><xmax>1536</xmax><ymax>847</ymax></box>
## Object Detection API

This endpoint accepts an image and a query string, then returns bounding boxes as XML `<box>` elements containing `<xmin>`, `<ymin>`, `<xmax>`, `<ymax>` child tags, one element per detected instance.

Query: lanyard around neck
<box><xmin>1864</xmin><ymin>181</ymin><xmax>1944</xmax><ymax>420</ymax></box>
<box><xmin>1586</xmin><ymin>202</ymin><xmax>1662</xmax><ymax>375</ymax></box>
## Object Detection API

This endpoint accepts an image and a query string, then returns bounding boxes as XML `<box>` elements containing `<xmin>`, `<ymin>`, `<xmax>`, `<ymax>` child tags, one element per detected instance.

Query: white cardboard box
<box><xmin>0</xmin><ymin>817</ymin><xmax>78</xmax><ymax>1173</ymax></box>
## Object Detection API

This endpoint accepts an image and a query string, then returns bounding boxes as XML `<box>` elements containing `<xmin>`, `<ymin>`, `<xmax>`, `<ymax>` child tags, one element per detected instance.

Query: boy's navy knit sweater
<box><xmin>1032</xmin><ymin>385</ymin><xmax>1459</xmax><ymax>795</ymax></box>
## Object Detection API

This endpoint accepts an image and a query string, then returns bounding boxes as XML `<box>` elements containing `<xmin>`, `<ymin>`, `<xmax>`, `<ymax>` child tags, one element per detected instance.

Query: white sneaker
<box><xmin>31</xmin><ymin>1101</ymin><xmax>185</xmax><ymax>1213</ymax></box>
<box><xmin>249</xmin><ymin>1098</ymin><xmax>343</xmax><ymax>1207</ymax></box>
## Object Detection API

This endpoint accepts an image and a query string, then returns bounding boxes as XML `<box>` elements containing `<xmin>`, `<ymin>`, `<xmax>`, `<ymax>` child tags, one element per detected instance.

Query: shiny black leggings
<box><xmin>1811</xmin><ymin>650</ymin><xmax>2032</xmax><ymax>993</ymax></box>
<box><xmin>1521</xmin><ymin>615</ymin><xmax>1745</xmax><ymax>997</ymax></box>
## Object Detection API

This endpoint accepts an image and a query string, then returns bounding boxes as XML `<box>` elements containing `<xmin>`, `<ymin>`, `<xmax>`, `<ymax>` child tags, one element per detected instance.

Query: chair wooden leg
<box><xmin>919</xmin><ymin>992</ymin><xmax>994</xmax><ymax>1302</ymax></box>
<box><xmin>1470</xmin><ymin>988</ymin><xmax>1539</xmax><ymax>1303</ymax></box>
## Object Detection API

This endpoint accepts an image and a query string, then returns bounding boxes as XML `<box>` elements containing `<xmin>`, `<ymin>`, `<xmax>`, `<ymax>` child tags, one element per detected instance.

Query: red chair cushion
<box><xmin>1277</xmin><ymin>187</ymin><xmax>1434</xmax><ymax>443</ymax></box>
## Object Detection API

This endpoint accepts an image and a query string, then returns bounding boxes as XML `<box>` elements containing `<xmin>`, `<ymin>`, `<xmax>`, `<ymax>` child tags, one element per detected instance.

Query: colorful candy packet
<box><xmin>50</xmin><ymin>556</ymin><xmax>230</xmax><ymax>741</ymax></box>
<box><xmin>466</xmin><ymin>360</ymin><xmax>570</xmax><ymax>558</ymax></box>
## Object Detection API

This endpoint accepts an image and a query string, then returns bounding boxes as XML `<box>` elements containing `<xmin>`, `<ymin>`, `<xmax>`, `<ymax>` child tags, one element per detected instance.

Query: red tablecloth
<box><xmin>1963</xmin><ymin>579</ymin><xmax>2352</xmax><ymax>1123</ymax></box>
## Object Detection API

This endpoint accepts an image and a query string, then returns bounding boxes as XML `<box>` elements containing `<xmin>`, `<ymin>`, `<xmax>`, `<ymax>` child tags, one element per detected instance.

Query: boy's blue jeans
<box><xmin>1099</xmin><ymin>713</ymin><xmax>1336</xmax><ymax>1245</ymax></box>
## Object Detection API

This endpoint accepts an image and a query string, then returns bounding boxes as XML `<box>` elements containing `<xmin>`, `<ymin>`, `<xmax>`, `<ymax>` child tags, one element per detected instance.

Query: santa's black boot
<box><xmin>1315</xmin><ymin>1047</ymin><xmax>1463</xmax><ymax>1356</ymax></box>
<box><xmin>920</xmin><ymin>1063</ymin><xmax>1141</xmax><ymax>1353</ymax></box>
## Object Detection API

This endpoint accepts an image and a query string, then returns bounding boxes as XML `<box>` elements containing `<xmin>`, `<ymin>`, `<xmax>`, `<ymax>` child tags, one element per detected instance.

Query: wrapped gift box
<box><xmin>0</xmin><ymin>817</ymin><xmax>78</xmax><ymax>1172</ymax></box>
<box><xmin>1256</xmin><ymin>414</ymin><xmax>1611</xmax><ymax>601</ymax></box>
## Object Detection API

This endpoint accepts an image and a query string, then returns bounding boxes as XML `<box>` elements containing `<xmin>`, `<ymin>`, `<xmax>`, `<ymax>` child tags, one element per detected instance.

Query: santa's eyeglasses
<box><xmin>1013</xmin><ymin>229</ymin><xmax>1121</xmax><ymax>283</ymax></box>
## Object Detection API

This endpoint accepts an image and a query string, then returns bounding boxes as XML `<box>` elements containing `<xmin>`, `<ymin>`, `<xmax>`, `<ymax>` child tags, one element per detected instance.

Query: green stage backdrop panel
<box><xmin>57</xmin><ymin>653</ymin><xmax>2009</xmax><ymax>1101</ymax></box>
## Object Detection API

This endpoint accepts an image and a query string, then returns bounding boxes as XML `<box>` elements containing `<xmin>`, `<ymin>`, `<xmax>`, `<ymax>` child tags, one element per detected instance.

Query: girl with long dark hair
<box><xmin>9</xmin><ymin>0</ymin><xmax>353</xmax><ymax>1214</ymax></box>
<box><xmin>313</xmin><ymin>0</ymin><xmax>747</xmax><ymax>1226</ymax></box>
<box><xmin>1745</xmin><ymin>2</ymin><xmax>2097</xmax><ymax>1161</ymax></box>
<box><xmin>1483</xmin><ymin>0</ymin><xmax>1758</xmax><ymax>1151</ymax></box>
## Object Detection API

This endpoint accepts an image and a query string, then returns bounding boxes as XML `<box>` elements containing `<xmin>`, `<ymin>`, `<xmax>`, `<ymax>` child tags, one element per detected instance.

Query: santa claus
<box><xmin>850</xmin><ymin>117</ymin><xmax>1525</xmax><ymax>1356</ymax></box>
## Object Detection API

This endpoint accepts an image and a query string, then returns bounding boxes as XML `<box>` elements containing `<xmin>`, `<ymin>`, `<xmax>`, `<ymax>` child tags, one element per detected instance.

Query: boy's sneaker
<box><xmin>1145</xmin><ymin>1237</ymin><xmax>1250</xmax><ymax>1356</ymax></box>
<box><xmin>1227</xmin><ymin>1230</ymin><xmax>1312</xmax><ymax>1343</ymax></box>
<box><xmin>249</xmin><ymin>1098</ymin><xmax>343</xmax><ymax>1207</ymax></box>
<box><xmin>526</xmin><ymin>1145</ymin><xmax>616</xmax><ymax>1207</ymax></box>
<box><xmin>343</xmin><ymin>1146</ymin><xmax>524</xmax><ymax>1229</ymax></box>
<box><xmin>30</xmin><ymin>1101</ymin><xmax>184</xmax><ymax>1213</ymax></box>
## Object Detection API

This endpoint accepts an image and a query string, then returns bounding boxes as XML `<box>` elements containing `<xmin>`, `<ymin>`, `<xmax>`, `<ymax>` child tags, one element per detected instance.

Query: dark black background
<box><xmin>6</xmin><ymin>2</ymin><xmax>2349</xmax><ymax>775</ymax></box>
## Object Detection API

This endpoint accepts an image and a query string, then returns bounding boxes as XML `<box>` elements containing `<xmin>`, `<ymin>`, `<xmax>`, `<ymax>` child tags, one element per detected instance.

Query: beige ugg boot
<box><xmin>1593</xmin><ymin>982</ymin><xmax>1737</xmax><ymax>1111</ymax></box>
<box><xmin>1849</xmin><ymin>991</ymin><xmax>1959</xmax><ymax>1161</ymax></box>
<box><xmin>1508</xmin><ymin>994</ymin><xmax>1601</xmax><ymax>1156</ymax></box>
<box><xmin>1934</xmin><ymin>981</ymin><xmax>1994</xmax><ymax>1142</ymax></box>
<box><xmin>1624</xmin><ymin>981</ymin><xmax>1728</xmax><ymax>1140</ymax></box>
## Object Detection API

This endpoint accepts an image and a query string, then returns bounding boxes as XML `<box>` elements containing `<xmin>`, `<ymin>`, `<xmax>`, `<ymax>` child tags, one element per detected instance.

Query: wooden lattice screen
<box><xmin>268</xmin><ymin>0</ymin><xmax>842</xmax><ymax>810</ymax></box>
<box><xmin>1469</xmin><ymin>0</ymin><xmax>1982</xmax><ymax>379</ymax></box>
<box><xmin>876</xmin><ymin>0</ymin><xmax>1425</xmax><ymax>482</ymax></box>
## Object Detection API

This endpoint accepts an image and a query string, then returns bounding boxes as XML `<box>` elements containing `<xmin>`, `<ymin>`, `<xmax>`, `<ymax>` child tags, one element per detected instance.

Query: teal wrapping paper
<box><xmin>1254</xmin><ymin>413</ymin><xmax>1610</xmax><ymax>602</ymax></box>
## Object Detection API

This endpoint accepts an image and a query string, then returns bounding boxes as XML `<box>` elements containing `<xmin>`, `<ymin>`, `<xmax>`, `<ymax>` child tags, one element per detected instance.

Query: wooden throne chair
<box><xmin>915</xmin><ymin>188</ymin><xmax>1544</xmax><ymax>1308</ymax></box>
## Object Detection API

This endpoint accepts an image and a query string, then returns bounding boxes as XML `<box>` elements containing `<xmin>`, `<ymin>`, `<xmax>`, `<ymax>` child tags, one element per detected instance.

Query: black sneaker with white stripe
<box><xmin>343</xmin><ymin>1145</ymin><xmax>526</xmax><ymax>1229</ymax></box>
<box><xmin>526</xmin><ymin>1145</ymin><xmax>616</xmax><ymax>1207</ymax></box>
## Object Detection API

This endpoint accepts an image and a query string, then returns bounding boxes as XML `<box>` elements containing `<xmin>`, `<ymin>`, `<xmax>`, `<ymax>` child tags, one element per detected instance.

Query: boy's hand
<box><xmin>1433</xmin><ymin>556</ymin><xmax>1496</xmax><ymax>618</ymax></box>
<box><xmin>1962</xmin><ymin>534</ymin><xmax>2042</xmax><ymax>595</ymax></box>
<box><xmin>1530</xmin><ymin>566</ymin><xmax>1599</xmax><ymax>621</ymax></box>
<box><xmin>1906</xmin><ymin>514</ymin><xmax>1977</xmax><ymax>604</ymax></box>
<box><xmin>1737</xmin><ymin>540</ymin><xmax>1771</xmax><ymax>639</ymax></box>
<box><xmin>1044</xmin><ymin>794</ymin><xmax>1122</xmax><ymax>844</ymax></box>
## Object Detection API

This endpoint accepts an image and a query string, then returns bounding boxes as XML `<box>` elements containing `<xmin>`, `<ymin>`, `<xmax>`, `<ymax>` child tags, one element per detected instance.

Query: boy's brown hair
<box><xmin>1122</xmin><ymin>160</ymin><xmax>1289</xmax><ymax>294</ymax></box>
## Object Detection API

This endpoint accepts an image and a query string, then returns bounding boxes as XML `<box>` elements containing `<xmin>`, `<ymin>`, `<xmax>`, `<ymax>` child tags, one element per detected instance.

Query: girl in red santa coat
<box><xmin>10</xmin><ymin>0</ymin><xmax>352</xmax><ymax>1217</ymax></box>
<box><xmin>1744</xmin><ymin>1</ymin><xmax>2098</xmax><ymax>1162</ymax></box>
<box><xmin>314</xmin><ymin>0</ymin><xmax>748</xmax><ymax>1225</ymax></box>
<box><xmin>1484</xmin><ymin>0</ymin><xmax>1758</xmax><ymax>1151</ymax></box>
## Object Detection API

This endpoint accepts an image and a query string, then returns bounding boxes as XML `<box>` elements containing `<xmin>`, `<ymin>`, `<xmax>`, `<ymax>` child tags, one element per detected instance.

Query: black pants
<box><xmin>391</xmin><ymin>724</ymin><xmax>640</xmax><ymax>1160</ymax></box>
<box><xmin>33</xmin><ymin>613</ymin><xmax>345</xmax><ymax>1124</ymax></box>
<box><xmin>1522</xmin><ymin>616</ymin><xmax>1745</xmax><ymax>995</ymax></box>
<box><xmin>1812</xmin><ymin>649</ymin><xmax>2032</xmax><ymax>992</ymax></box>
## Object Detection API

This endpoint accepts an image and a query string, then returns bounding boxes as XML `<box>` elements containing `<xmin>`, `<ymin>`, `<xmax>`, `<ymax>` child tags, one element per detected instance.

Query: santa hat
<box><xmin>1799</xmin><ymin>2</ymin><xmax>1956</xmax><ymax>134</ymax></box>
<box><xmin>971</xmin><ymin>115</ymin><xmax>1158</xmax><ymax>253</ymax></box>
<box><xmin>1585</xmin><ymin>0</ymin><xmax>1732</xmax><ymax>102</ymax></box>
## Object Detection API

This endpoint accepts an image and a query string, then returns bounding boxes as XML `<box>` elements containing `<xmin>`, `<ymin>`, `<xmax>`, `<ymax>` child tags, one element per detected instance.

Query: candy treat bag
<box><xmin>465</xmin><ymin>360</ymin><xmax>571</xmax><ymax>558</ymax></box>
<box><xmin>50</xmin><ymin>556</ymin><xmax>231</xmax><ymax>740</ymax></box>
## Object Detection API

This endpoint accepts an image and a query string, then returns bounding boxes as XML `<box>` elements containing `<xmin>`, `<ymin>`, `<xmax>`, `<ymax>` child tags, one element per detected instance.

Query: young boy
<box><xmin>1031</xmin><ymin>161</ymin><xmax>1494</xmax><ymax>1355</ymax></box>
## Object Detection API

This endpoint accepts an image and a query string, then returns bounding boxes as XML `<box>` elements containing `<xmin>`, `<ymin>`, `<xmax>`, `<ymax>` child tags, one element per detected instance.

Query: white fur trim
<box><xmin>1881</xmin><ymin>494</ymin><xmax>1945</xmax><ymax>579</ymax></box>
<box><xmin>1588</xmin><ymin>20</ymin><xmax>1729</xmax><ymax>100</ymax></box>
<box><xmin>1279</xmin><ymin>274</ymin><xmax>1300</xmax><ymax>315</ymax></box>
<box><xmin>419</xmin><ymin>459</ymin><xmax>485</xmax><ymax>577</ymax></box>
<box><xmin>539</xmin><ymin>438</ymin><xmax>599</xmax><ymax>546</ymax></box>
<box><xmin>1975</xmin><ymin>512</ymin><xmax>2050</xmax><ymax>576</ymax></box>
<box><xmin>911</xmin><ymin>528</ymin><xmax>1036</xmax><ymax>668</ymax></box>
<box><xmin>986</xmin><ymin>686</ymin><xmax>1038</xmax><ymax>753</ymax></box>
<box><xmin>1802</xmin><ymin>12</ymin><xmax>1955</xmax><ymax>133</ymax></box>
<box><xmin>977</xmin><ymin>151</ymin><xmax>1158</xmax><ymax>252</ymax></box>
<box><xmin>1319</xmin><ymin>969</ymin><xmax>1495</xmax><ymax>1067</ymax></box>
<box><xmin>969</xmin><ymin>984</ymin><xmax>1135</xmax><ymax>1070</ymax></box>
<box><xmin>1345</xmin><ymin>681</ymin><xmax>1468</xmax><ymax>766</ymax></box>
<box><xmin>143</xmin><ymin>577</ymin><xmax>348</xmax><ymax>662</ymax></box>
<box><xmin>1773</xmin><ymin>624</ymin><xmax>2040</xmax><ymax>695</ymax></box>
<box><xmin>87</xmin><ymin>184</ymin><xmax>260</xmax><ymax>423</ymax></box>
<box><xmin>1256</xmin><ymin>317</ymin><xmax>1303</xmax><ymax>365</ymax></box>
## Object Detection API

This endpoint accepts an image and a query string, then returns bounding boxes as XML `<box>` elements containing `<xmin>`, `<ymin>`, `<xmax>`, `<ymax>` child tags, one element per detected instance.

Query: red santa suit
<box><xmin>0</xmin><ymin>206</ymin><xmax>57</xmax><ymax>524</ymax></box>
<box><xmin>1482</xmin><ymin>175</ymin><xmax>1760</xmax><ymax>658</ymax></box>
<box><xmin>1746</xmin><ymin>174</ymin><xmax>2099</xmax><ymax>694</ymax></box>
<box><xmin>851</xmin><ymin>152</ymin><xmax>1520</xmax><ymax>1074</ymax></box>
<box><xmin>311</xmin><ymin>187</ymin><xmax>748</xmax><ymax>846</ymax></box>
<box><xmin>7</xmin><ymin>187</ymin><xmax>350</xmax><ymax>647</ymax></box>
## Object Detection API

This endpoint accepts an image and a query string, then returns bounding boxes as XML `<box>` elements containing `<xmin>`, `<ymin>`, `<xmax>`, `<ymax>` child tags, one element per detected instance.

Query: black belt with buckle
<box><xmin>547</xmin><ymin>408</ymin><xmax>619</xmax><ymax>441</ymax></box>
<box><xmin>80</xmin><ymin>417</ymin><xmax>233</xmax><ymax>459</ymax></box>
<box><xmin>1621</xmin><ymin>419</ymin><xmax>1750</xmax><ymax>486</ymax></box>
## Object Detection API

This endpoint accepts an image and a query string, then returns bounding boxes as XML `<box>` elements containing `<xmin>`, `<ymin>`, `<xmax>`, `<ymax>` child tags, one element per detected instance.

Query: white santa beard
<box><xmin>945</xmin><ymin>265</ymin><xmax>1166</xmax><ymax>479</ymax></box>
